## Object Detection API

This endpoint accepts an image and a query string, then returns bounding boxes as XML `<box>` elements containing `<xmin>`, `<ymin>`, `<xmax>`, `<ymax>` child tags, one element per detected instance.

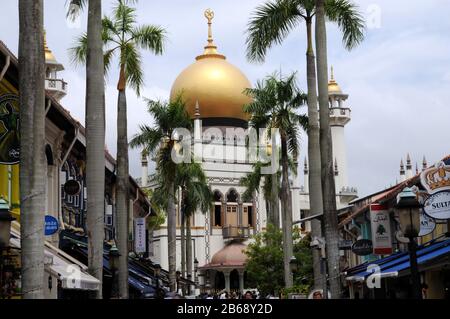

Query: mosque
<box><xmin>140</xmin><ymin>10</ymin><xmax>358</xmax><ymax>293</ymax></box>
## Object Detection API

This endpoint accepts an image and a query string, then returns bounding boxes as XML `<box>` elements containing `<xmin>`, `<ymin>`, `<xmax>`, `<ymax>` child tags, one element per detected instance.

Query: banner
<box><xmin>370</xmin><ymin>204</ymin><xmax>392</xmax><ymax>255</ymax></box>
<box><xmin>0</xmin><ymin>94</ymin><xmax>20</xmax><ymax>164</ymax></box>
<box><xmin>134</xmin><ymin>218</ymin><xmax>146</xmax><ymax>254</ymax></box>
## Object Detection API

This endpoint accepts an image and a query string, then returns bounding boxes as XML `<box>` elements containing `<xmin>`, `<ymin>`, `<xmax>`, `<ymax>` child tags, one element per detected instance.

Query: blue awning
<box><xmin>346</xmin><ymin>239</ymin><xmax>450</xmax><ymax>282</ymax></box>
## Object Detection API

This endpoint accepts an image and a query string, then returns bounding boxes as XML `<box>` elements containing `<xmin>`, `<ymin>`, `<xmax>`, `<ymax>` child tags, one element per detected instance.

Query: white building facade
<box><xmin>140</xmin><ymin>11</ymin><xmax>358</xmax><ymax>293</ymax></box>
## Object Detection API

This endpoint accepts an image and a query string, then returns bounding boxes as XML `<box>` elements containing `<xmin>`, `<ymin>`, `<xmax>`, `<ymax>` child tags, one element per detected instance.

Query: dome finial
<box><xmin>202</xmin><ymin>9</ymin><xmax>219</xmax><ymax>56</ymax></box>
<box><xmin>330</xmin><ymin>65</ymin><xmax>335</xmax><ymax>81</ymax></box>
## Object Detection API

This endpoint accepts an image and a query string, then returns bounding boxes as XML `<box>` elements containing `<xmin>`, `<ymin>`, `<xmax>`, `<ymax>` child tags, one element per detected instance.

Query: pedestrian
<box><xmin>244</xmin><ymin>291</ymin><xmax>254</xmax><ymax>299</ymax></box>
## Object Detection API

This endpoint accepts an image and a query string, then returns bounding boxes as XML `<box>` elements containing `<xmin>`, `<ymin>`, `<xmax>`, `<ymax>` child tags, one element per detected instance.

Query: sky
<box><xmin>1</xmin><ymin>0</ymin><xmax>450</xmax><ymax>197</ymax></box>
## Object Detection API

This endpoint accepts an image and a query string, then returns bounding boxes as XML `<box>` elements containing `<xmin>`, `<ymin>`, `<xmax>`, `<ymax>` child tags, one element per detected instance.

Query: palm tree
<box><xmin>176</xmin><ymin>162</ymin><xmax>212</xmax><ymax>293</ymax></box>
<box><xmin>315</xmin><ymin>0</ymin><xmax>340</xmax><ymax>299</ymax></box>
<box><xmin>18</xmin><ymin>0</ymin><xmax>46</xmax><ymax>299</ymax></box>
<box><xmin>244</xmin><ymin>72</ymin><xmax>308</xmax><ymax>289</ymax></box>
<box><xmin>245</xmin><ymin>0</ymin><xmax>364</xmax><ymax>291</ymax></box>
<box><xmin>241</xmin><ymin>162</ymin><xmax>277</xmax><ymax>227</ymax></box>
<box><xmin>130</xmin><ymin>97</ymin><xmax>192</xmax><ymax>292</ymax></box>
<box><xmin>71</xmin><ymin>0</ymin><xmax>166</xmax><ymax>298</ymax></box>
<box><xmin>67</xmin><ymin>0</ymin><xmax>106</xmax><ymax>299</ymax></box>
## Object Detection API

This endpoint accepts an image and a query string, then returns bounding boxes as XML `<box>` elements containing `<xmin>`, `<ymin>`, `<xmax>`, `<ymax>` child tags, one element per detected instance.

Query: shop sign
<box><xmin>370</xmin><ymin>204</ymin><xmax>392</xmax><ymax>255</ymax></box>
<box><xmin>339</xmin><ymin>239</ymin><xmax>353</xmax><ymax>250</ymax></box>
<box><xmin>134</xmin><ymin>218</ymin><xmax>146</xmax><ymax>254</ymax></box>
<box><xmin>64</xmin><ymin>180</ymin><xmax>81</xmax><ymax>196</ymax></box>
<box><xmin>419</xmin><ymin>212</ymin><xmax>436</xmax><ymax>236</ymax></box>
<box><xmin>351</xmin><ymin>239</ymin><xmax>373</xmax><ymax>256</ymax></box>
<box><xmin>423</xmin><ymin>191</ymin><xmax>450</xmax><ymax>220</ymax></box>
<box><xmin>45</xmin><ymin>215</ymin><xmax>59</xmax><ymax>236</ymax></box>
<box><xmin>420</xmin><ymin>161</ymin><xmax>450</xmax><ymax>194</ymax></box>
<box><xmin>0</xmin><ymin>94</ymin><xmax>20</xmax><ymax>165</ymax></box>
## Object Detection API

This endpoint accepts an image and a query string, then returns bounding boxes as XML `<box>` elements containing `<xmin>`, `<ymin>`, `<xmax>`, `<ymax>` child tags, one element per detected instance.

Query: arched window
<box><xmin>213</xmin><ymin>191</ymin><xmax>223</xmax><ymax>227</ymax></box>
<box><xmin>226</xmin><ymin>189</ymin><xmax>239</xmax><ymax>203</ymax></box>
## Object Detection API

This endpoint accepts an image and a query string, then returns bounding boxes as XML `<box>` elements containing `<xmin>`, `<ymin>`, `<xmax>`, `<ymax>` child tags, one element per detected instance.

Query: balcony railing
<box><xmin>45</xmin><ymin>78</ymin><xmax>68</xmax><ymax>94</ymax></box>
<box><xmin>222</xmin><ymin>226</ymin><xmax>250</xmax><ymax>240</ymax></box>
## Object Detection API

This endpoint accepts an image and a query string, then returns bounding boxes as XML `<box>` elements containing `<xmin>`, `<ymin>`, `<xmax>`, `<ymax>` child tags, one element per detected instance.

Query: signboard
<box><xmin>64</xmin><ymin>180</ymin><xmax>81</xmax><ymax>196</ymax></box>
<box><xmin>0</xmin><ymin>94</ymin><xmax>20</xmax><ymax>165</ymax></box>
<box><xmin>419</xmin><ymin>211</ymin><xmax>436</xmax><ymax>236</ymax></box>
<box><xmin>44</xmin><ymin>215</ymin><xmax>59</xmax><ymax>236</ymax></box>
<box><xmin>370</xmin><ymin>204</ymin><xmax>392</xmax><ymax>255</ymax></box>
<box><xmin>134</xmin><ymin>218</ymin><xmax>146</xmax><ymax>254</ymax></box>
<box><xmin>351</xmin><ymin>239</ymin><xmax>373</xmax><ymax>256</ymax></box>
<box><xmin>423</xmin><ymin>191</ymin><xmax>450</xmax><ymax>220</ymax></box>
<box><xmin>420</xmin><ymin>161</ymin><xmax>450</xmax><ymax>195</ymax></box>
<box><xmin>339</xmin><ymin>240</ymin><xmax>353</xmax><ymax>250</ymax></box>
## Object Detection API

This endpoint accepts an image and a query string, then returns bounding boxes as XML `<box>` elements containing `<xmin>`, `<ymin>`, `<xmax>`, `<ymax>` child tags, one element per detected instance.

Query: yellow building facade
<box><xmin>0</xmin><ymin>76</ymin><xmax>20</xmax><ymax>220</ymax></box>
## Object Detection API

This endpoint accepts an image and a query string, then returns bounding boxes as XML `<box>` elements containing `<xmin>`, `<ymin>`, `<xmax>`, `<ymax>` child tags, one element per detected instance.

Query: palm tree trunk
<box><xmin>265</xmin><ymin>199</ymin><xmax>272</xmax><ymax>226</ymax></box>
<box><xmin>167</xmin><ymin>183</ymin><xmax>177</xmax><ymax>292</ymax></box>
<box><xmin>84</xmin><ymin>0</ymin><xmax>105</xmax><ymax>299</ymax></box>
<box><xmin>116</xmin><ymin>65</ymin><xmax>129</xmax><ymax>298</ymax></box>
<box><xmin>305</xmin><ymin>17</ymin><xmax>326</xmax><ymax>291</ymax></box>
<box><xmin>271</xmin><ymin>174</ymin><xmax>280</xmax><ymax>229</ymax></box>
<box><xmin>315</xmin><ymin>0</ymin><xmax>341</xmax><ymax>299</ymax></box>
<box><xmin>186</xmin><ymin>214</ymin><xmax>193</xmax><ymax>294</ymax></box>
<box><xmin>18</xmin><ymin>0</ymin><xmax>45</xmax><ymax>299</ymax></box>
<box><xmin>279</xmin><ymin>134</ymin><xmax>293</xmax><ymax>288</ymax></box>
<box><xmin>180</xmin><ymin>210</ymin><xmax>186</xmax><ymax>279</ymax></box>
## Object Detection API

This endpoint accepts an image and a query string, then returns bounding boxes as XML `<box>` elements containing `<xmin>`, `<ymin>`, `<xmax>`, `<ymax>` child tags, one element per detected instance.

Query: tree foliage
<box><xmin>244</xmin><ymin>225</ymin><xmax>313</xmax><ymax>296</ymax></box>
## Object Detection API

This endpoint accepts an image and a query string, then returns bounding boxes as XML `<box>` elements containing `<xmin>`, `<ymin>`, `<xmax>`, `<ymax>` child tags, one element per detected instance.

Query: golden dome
<box><xmin>44</xmin><ymin>31</ymin><xmax>64</xmax><ymax>71</ymax></box>
<box><xmin>170</xmin><ymin>9</ymin><xmax>251</xmax><ymax>121</ymax></box>
<box><xmin>328</xmin><ymin>66</ymin><xmax>342</xmax><ymax>94</ymax></box>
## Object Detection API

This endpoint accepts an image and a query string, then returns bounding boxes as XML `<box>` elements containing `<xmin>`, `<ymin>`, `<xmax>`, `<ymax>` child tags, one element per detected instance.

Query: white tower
<box><xmin>328</xmin><ymin>67</ymin><xmax>357</xmax><ymax>206</ymax></box>
<box><xmin>44</xmin><ymin>31</ymin><xmax>67</xmax><ymax>101</ymax></box>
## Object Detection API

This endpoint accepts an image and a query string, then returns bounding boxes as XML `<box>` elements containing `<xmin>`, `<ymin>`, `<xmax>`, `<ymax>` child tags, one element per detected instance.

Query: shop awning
<box><xmin>10</xmin><ymin>223</ymin><xmax>100</xmax><ymax>291</ymax></box>
<box><xmin>346</xmin><ymin>238</ymin><xmax>450</xmax><ymax>282</ymax></box>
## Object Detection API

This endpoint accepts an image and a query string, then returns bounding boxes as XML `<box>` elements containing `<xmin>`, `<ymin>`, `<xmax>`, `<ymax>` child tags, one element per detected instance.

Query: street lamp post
<box><xmin>395</xmin><ymin>187</ymin><xmax>422</xmax><ymax>300</ymax></box>
<box><xmin>194</xmin><ymin>258</ymin><xmax>199</xmax><ymax>286</ymax></box>
<box><xmin>108</xmin><ymin>243</ymin><xmax>121</xmax><ymax>299</ymax></box>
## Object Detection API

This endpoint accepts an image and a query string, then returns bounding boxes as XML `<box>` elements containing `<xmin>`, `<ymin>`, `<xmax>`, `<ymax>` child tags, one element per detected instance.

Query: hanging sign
<box><xmin>420</xmin><ymin>161</ymin><xmax>450</xmax><ymax>194</ymax></box>
<box><xmin>44</xmin><ymin>215</ymin><xmax>59</xmax><ymax>236</ymax></box>
<box><xmin>64</xmin><ymin>180</ymin><xmax>81</xmax><ymax>196</ymax></box>
<box><xmin>423</xmin><ymin>191</ymin><xmax>450</xmax><ymax>220</ymax></box>
<box><xmin>134</xmin><ymin>218</ymin><xmax>146</xmax><ymax>254</ymax></box>
<box><xmin>370</xmin><ymin>204</ymin><xmax>392</xmax><ymax>255</ymax></box>
<box><xmin>419</xmin><ymin>211</ymin><xmax>436</xmax><ymax>236</ymax></box>
<box><xmin>351</xmin><ymin>239</ymin><xmax>373</xmax><ymax>256</ymax></box>
<box><xmin>0</xmin><ymin>94</ymin><xmax>20</xmax><ymax>165</ymax></box>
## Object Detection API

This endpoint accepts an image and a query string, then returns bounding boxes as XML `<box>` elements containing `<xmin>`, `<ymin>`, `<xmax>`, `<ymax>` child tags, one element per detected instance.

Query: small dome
<box><xmin>170</xmin><ymin>10</ymin><xmax>251</xmax><ymax>121</ymax></box>
<box><xmin>44</xmin><ymin>31</ymin><xmax>64</xmax><ymax>71</ymax></box>
<box><xmin>328</xmin><ymin>66</ymin><xmax>342</xmax><ymax>94</ymax></box>
<box><xmin>210</xmin><ymin>242</ymin><xmax>247</xmax><ymax>267</ymax></box>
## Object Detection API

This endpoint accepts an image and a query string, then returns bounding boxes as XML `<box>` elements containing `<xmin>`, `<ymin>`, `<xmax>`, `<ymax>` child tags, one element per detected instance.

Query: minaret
<box><xmin>400</xmin><ymin>159</ymin><xmax>406</xmax><ymax>182</ymax></box>
<box><xmin>422</xmin><ymin>156</ymin><xmax>428</xmax><ymax>171</ymax></box>
<box><xmin>328</xmin><ymin>66</ymin><xmax>355</xmax><ymax>202</ymax></box>
<box><xmin>141</xmin><ymin>151</ymin><xmax>148</xmax><ymax>188</ymax></box>
<box><xmin>193</xmin><ymin>101</ymin><xmax>203</xmax><ymax>162</ymax></box>
<box><xmin>303</xmin><ymin>157</ymin><xmax>309</xmax><ymax>193</ymax></box>
<box><xmin>405</xmin><ymin>153</ymin><xmax>413</xmax><ymax>179</ymax></box>
<box><xmin>44</xmin><ymin>31</ymin><xmax>67</xmax><ymax>101</ymax></box>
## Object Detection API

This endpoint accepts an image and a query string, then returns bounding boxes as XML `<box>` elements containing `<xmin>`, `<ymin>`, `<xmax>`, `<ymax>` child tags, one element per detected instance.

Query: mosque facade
<box><xmin>140</xmin><ymin>10</ymin><xmax>358</xmax><ymax>293</ymax></box>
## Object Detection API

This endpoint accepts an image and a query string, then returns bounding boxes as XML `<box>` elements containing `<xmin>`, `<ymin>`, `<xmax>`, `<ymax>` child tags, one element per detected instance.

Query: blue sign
<box><xmin>45</xmin><ymin>215</ymin><xmax>59</xmax><ymax>236</ymax></box>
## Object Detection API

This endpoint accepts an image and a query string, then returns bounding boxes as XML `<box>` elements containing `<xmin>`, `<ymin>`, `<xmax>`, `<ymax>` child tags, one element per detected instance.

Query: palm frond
<box><xmin>246</xmin><ymin>0</ymin><xmax>303</xmax><ymax>62</ymax></box>
<box><xmin>325</xmin><ymin>0</ymin><xmax>365</xmax><ymax>50</ymax></box>
<box><xmin>66</xmin><ymin>0</ymin><xmax>86</xmax><ymax>21</ymax></box>
<box><xmin>131</xmin><ymin>25</ymin><xmax>167</xmax><ymax>55</ymax></box>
